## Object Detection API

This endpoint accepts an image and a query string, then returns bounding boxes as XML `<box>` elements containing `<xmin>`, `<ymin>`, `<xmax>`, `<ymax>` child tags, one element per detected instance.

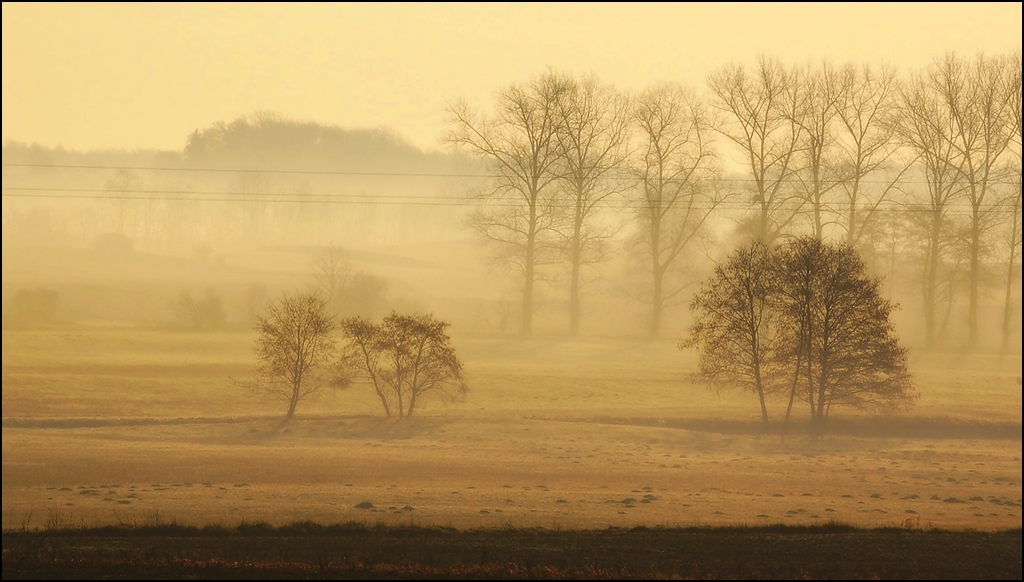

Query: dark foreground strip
<box><xmin>3</xmin><ymin>523</ymin><xmax>1021</xmax><ymax>579</ymax></box>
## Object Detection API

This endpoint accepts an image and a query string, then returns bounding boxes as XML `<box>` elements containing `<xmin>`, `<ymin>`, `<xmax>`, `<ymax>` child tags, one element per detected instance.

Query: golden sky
<box><xmin>2</xmin><ymin>2</ymin><xmax>1021</xmax><ymax>153</ymax></box>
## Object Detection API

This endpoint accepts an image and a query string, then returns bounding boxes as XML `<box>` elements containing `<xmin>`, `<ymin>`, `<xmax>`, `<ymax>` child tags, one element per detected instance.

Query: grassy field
<box><xmin>2</xmin><ymin>327</ymin><xmax>1021</xmax><ymax>535</ymax></box>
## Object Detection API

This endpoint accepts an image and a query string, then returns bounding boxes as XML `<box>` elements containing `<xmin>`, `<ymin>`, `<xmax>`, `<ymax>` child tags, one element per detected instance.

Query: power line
<box><xmin>2</xmin><ymin>186</ymin><xmax>1016</xmax><ymax>214</ymax></box>
<box><xmin>2</xmin><ymin>161</ymin><xmax>989</xmax><ymax>186</ymax></box>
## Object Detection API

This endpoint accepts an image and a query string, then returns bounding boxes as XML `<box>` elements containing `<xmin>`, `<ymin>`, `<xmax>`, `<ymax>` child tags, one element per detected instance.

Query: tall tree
<box><xmin>631</xmin><ymin>83</ymin><xmax>724</xmax><ymax>336</ymax></box>
<box><xmin>447</xmin><ymin>71</ymin><xmax>571</xmax><ymax>336</ymax></box>
<box><xmin>552</xmin><ymin>74</ymin><xmax>631</xmax><ymax>335</ymax></box>
<box><xmin>835</xmin><ymin>62</ymin><xmax>907</xmax><ymax>249</ymax></box>
<box><xmin>897</xmin><ymin>67</ymin><xmax>967</xmax><ymax>349</ymax></box>
<box><xmin>708</xmin><ymin>55</ymin><xmax>805</xmax><ymax>244</ymax></box>
<box><xmin>791</xmin><ymin>61</ymin><xmax>845</xmax><ymax>239</ymax></box>
<box><xmin>103</xmin><ymin>168</ymin><xmax>143</xmax><ymax>238</ymax></box>
<box><xmin>931</xmin><ymin>53</ymin><xmax>1017</xmax><ymax>350</ymax></box>
<box><xmin>1000</xmin><ymin>50</ymin><xmax>1022</xmax><ymax>354</ymax></box>
<box><xmin>312</xmin><ymin>244</ymin><xmax>354</xmax><ymax>311</ymax></box>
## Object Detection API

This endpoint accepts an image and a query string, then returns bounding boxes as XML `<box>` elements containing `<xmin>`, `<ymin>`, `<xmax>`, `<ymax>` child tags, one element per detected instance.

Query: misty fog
<box><xmin>2</xmin><ymin>3</ymin><xmax>1021</xmax><ymax>536</ymax></box>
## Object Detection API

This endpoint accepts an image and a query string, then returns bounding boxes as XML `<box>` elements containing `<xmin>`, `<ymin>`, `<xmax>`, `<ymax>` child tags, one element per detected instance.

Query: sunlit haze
<box><xmin>3</xmin><ymin>2</ymin><xmax>1021</xmax><ymax>152</ymax></box>
<box><xmin>2</xmin><ymin>3</ymin><xmax>1021</xmax><ymax>572</ymax></box>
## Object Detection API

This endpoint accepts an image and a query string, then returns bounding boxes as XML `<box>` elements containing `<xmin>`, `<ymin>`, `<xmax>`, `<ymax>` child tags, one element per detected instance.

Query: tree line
<box><xmin>448</xmin><ymin>52</ymin><xmax>1022</xmax><ymax>351</ymax></box>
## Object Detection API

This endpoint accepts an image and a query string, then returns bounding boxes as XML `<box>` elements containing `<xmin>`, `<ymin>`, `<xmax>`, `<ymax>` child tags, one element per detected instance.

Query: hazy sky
<box><xmin>3</xmin><ymin>2</ymin><xmax>1021</xmax><ymax>153</ymax></box>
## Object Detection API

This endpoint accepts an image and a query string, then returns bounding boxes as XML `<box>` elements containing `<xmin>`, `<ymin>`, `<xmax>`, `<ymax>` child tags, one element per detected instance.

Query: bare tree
<box><xmin>310</xmin><ymin>245</ymin><xmax>389</xmax><ymax>319</ymax></box>
<box><xmin>708</xmin><ymin>55</ymin><xmax>805</xmax><ymax>244</ymax></box>
<box><xmin>897</xmin><ymin>67</ymin><xmax>968</xmax><ymax>349</ymax></box>
<box><xmin>1002</xmin><ymin>180</ymin><xmax>1022</xmax><ymax>353</ymax></box>
<box><xmin>835</xmin><ymin>62</ymin><xmax>908</xmax><ymax>248</ymax></box>
<box><xmin>171</xmin><ymin>288</ymin><xmax>226</xmax><ymax>330</ymax></box>
<box><xmin>233</xmin><ymin>171</ymin><xmax>272</xmax><ymax>244</ymax></box>
<box><xmin>312</xmin><ymin>245</ymin><xmax>353</xmax><ymax>307</ymax></box>
<box><xmin>791</xmin><ymin>61</ymin><xmax>845</xmax><ymax>239</ymax></box>
<box><xmin>341</xmin><ymin>313</ymin><xmax>467</xmax><ymax>418</ymax></box>
<box><xmin>254</xmin><ymin>292</ymin><xmax>339</xmax><ymax>420</ymax></box>
<box><xmin>552</xmin><ymin>74</ymin><xmax>631</xmax><ymax>335</ymax></box>
<box><xmin>683</xmin><ymin>242</ymin><xmax>780</xmax><ymax>423</ymax></box>
<box><xmin>104</xmin><ymin>168</ymin><xmax>143</xmax><ymax>238</ymax></box>
<box><xmin>1001</xmin><ymin>50</ymin><xmax>1023</xmax><ymax>354</ymax></box>
<box><xmin>631</xmin><ymin>83</ymin><xmax>724</xmax><ymax>336</ymax></box>
<box><xmin>447</xmin><ymin>71</ymin><xmax>571</xmax><ymax>336</ymax></box>
<box><xmin>244</xmin><ymin>283</ymin><xmax>269</xmax><ymax>326</ymax></box>
<box><xmin>931</xmin><ymin>52</ymin><xmax>1017</xmax><ymax>350</ymax></box>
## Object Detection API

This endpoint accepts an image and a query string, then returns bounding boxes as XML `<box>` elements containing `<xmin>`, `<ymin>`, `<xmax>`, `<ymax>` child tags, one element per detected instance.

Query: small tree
<box><xmin>311</xmin><ymin>245</ymin><xmax>390</xmax><ymax>319</ymax></box>
<box><xmin>171</xmin><ymin>288</ymin><xmax>226</xmax><ymax>330</ymax></box>
<box><xmin>255</xmin><ymin>292</ymin><xmax>338</xmax><ymax>420</ymax></box>
<box><xmin>341</xmin><ymin>312</ymin><xmax>467</xmax><ymax>418</ymax></box>
<box><xmin>4</xmin><ymin>288</ymin><xmax>60</xmax><ymax>328</ymax></box>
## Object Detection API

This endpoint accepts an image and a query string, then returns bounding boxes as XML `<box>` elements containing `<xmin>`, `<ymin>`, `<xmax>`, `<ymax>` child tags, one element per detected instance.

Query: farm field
<box><xmin>2</xmin><ymin>328</ymin><xmax>1021</xmax><ymax>533</ymax></box>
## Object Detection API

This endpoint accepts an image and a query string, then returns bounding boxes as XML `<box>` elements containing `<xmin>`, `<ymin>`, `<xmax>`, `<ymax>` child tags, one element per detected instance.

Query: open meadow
<box><xmin>2</xmin><ymin>239</ymin><xmax>1022</xmax><ymax>578</ymax></box>
<box><xmin>3</xmin><ymin>325</ymin><xmax>1021</xmax><ymax>534</ymax></box>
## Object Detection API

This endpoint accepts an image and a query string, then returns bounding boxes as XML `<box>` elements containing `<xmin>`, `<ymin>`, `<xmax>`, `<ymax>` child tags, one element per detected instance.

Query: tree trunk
<box><xmin>923</xmin><ymin>216</ymin><xmax>941</xmax><ymax>350</ymax></box>
<box><xmin>968</xmin><ymin>204</ymin><xmax>981</xmax><ymax>351</ymax></box>
<box><xmin>651</xmin><ymin>269</ymin><xmax>663</xmax><ymax>338</ymax></box>
<box><xmin>569</xmin><ymin>220</ymin><xmax>582</xmax><ymax>336</ymax></box>
<box><xmin>522</xmin><ymin>209</ymin><xmax>537</xmax><ymax>337</ymax></box>
<box><xmin>650</xmin><ymin>213</ymin><xmax>663</xmax><ymax>337</ymax></box>
<box><xmin>287</xmin><ymin>388</ymin><xmax>298</xmax><ymax>420</ymax></box>
<box><xmin>1002</xmin><ymin>195</ymin><xmax>1021</xmax><ymax>354</ymax></box>
<box><xmin>750</xmin><ymin>320</ymin><xmax>769</xmax><ymax>424</ymax></box>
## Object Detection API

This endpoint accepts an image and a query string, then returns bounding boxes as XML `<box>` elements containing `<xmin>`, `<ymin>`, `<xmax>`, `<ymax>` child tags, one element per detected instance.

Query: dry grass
<box><xmin>2</xmin><ymin>328</ymin><xmax>1021</xmax><ymax>534</ymax></box>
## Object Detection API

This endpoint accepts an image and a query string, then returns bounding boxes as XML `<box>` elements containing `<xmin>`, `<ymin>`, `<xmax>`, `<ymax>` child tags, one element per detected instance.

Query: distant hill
<box><xmin>3</xmin><ymin>112</ymin><xmax>481</xmax><ymax>175</ymax></box>
<box><xmin>182</xmin><ymin>112</ymin><xmax>477</xmax><ymax>174</ymax></box>
<box><xmin>2</xmin><ymin>114</ymin><xmax>485</xmax><ymax>251</ymax></box>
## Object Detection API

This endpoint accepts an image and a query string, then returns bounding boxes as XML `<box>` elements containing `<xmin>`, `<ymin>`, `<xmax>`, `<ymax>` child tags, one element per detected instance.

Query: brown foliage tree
<box><xmin>776</xmin><ymin>238</ymin><xmax>916</xmax><ymax>423</ymax></box>
<box><xmin>255</xmin><ymin>292</ymin><xmax>339</xmax><ymax>420</ymax></box>
<box><xmin>685</xmin><ymin>239</ymin><xmax>916</xmax><ymax>424</ymax></box>
<box><xmin>682</xmin><ymin>242</ymin><xmax>781</xmax><ymax>423</ymax></box>
<box><xmin>341</xmin><ymin>313</ymin><xmax>467</xmax><ymax>418</ymax></box>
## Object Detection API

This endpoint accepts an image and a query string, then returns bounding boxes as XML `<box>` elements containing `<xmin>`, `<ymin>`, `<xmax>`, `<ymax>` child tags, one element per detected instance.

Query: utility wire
<box><xmin>2</xmin><ymin>186</ymin><xmax>1015</xmax><ymax>214</ymax></box>
<box><xmin>2</xmin><ymin>161</ymin><xmax>988</xmax><ymax>186</ymax></box>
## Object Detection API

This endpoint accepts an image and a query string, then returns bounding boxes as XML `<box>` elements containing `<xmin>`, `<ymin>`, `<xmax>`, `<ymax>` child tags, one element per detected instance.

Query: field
<box><xmin>2</xmin><ymin>327</ymin><xmax>1021</xmax><ymax>534</ymax></box>
<box><xmin>2</xmin><ymin>239</ymin><xmax>1022</xmax><ymax>578</ymax></box>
